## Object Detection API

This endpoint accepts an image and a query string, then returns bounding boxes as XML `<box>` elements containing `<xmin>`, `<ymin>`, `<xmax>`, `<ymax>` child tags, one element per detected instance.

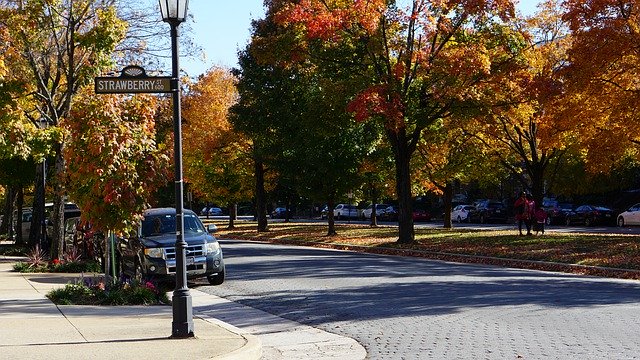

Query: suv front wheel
<box><xmin>207</xmin><ymin>268</ymin><xmax>225</xmax><ymax>285</ymax></box>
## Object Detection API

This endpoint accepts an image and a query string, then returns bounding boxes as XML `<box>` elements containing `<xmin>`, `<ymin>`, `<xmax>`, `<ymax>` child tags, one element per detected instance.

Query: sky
<box><xmin>180</xmin><ymin>0</ymin><xmax>542</xmax><ymax>77</ymax></box>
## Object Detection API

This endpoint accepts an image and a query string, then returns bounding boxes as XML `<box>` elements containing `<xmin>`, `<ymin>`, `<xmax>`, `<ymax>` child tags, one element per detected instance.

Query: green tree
<box><xmin>275</xmin><ymin>0</ymin><xmax>525</xmax><ymax>243</ymax></box>
<box><xmin>233</xmin><ymin>13</ymin><xmax>375</xmax><ymax>235</ymax></box>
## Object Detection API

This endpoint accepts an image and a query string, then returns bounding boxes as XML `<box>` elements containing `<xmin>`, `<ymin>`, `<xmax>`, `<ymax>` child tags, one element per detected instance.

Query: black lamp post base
<box><xmin>171</xmin><ymin>294</ymin><xmax>194</xmax><ymax>338</ymax></box>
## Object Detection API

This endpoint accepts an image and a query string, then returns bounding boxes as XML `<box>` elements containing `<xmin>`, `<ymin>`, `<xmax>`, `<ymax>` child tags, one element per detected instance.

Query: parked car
<box><xmin>320</xmin><ymin>205</ymin><xmax>329</xmax><ymax>219</ymax></box>
<box><xmin>412</xmin><ymin>209</ymin><xmax>431</xmax><ymax>222</ymax></box>
<box><xmin>118</xmin><ymin>208</ymin><xmax>225</xmax><ymax>285</ymax></box>
<box><xmin>565</xmin><ymin>205</ymin><xmax>615</xmax><ymax>226</ymax></box>
<box><xmin>617</xmin><ymin>203</ymin><xmax>640</xmax><ymax>226</ymax></box>
<box><xmin>15</xmin><ymin>209</ymin><xmax>33</xmax><ymax>240</ymax></box>
<box><xmin>379</xmin><ymin>205</ymin><xmax>398</xmax><ymax>221</ymax></box>
<box><xmin>271</xmin><ymin>207</ymin><xmax>287</xmax><ymax>219</ymax></box>
<box><xmin>200</xmin><ymin>207</ymin><xmax>209</xmax><ymax>216</ymax></box>
<box><xmin>207</xmin><ymin>207</ymin><xmax>223</xmax><ymax>216</ymax></box>
<box><xmin>545</xmin><ymin>202</ymin><xmax>574</xmax><ymax>225</ymax></box>
<box><xmin>237</xmin><ymin>206</ymin><xmax>254</xmax><ymax>216</ymax></box>
<box><xmin>469</xmin><ymin>201</ymin><xmax>508</xmax><ymax>224</ymax></box>
<box><xmin>333</xmin><ymin>204</ymin><xmax>359</xmax><ymax>220</ymax></box>
<box><xmin>361</xmin><ymin>204</ymin><xmax>390</xmax><ymax>220</ymax></box>
<box><xmin>451</xmin><ymin>205</ymin><xmax>475</xmax><ymax>223</ymax></box>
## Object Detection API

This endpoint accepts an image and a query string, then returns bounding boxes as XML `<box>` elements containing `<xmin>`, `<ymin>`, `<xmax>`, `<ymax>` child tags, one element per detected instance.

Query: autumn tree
<box><xmin>63</xmin><ymin>90</ymin><xmax>170</xmax><ymax>236</ymax></box>
<box><xmin>560</xmin><ymin>0</ymin><xmax>640</xmax><ymax>171</ymax></box>
<box><xmin>275</xmin><ymin>0</ymin><xmax>524</xmax><ymax>243</ymax></box>
<box><xmin>463</xmin><ymin>1</ymin><xmax>579</xmax><ymax>208</ymax></box>
<box><xmin>182</xmin><ymin>67</ymin><xmax>253</xmax><ymax>228</ymax></box>
<box><xmin>0</xmin><ymin>0</ymin><xmax>128</xmax><ymax>259</ymax></box>
<box><xmin>413</xmin><ymin>120</ymin><xmax>490</xmax><ymax>228</ymax></box>
<box><xmin>0</xmin><ymin>19</ymin><xmax>61</xmax><ymax>244</ymax></box>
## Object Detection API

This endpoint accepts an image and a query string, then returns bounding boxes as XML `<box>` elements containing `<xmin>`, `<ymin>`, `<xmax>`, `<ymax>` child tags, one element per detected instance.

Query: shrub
<box><xmin>49</xmin><ymin>260</ymin><xmax>101</xmax><ymax>273</ymax></box>
<box><xmin>47</xmin><ymin>277</ymin><xmax>170</xmax><ymax>306</ymax></box>
<box><xmin>0</xmin><ymin>244</ymin><xmax>29</xmax><ymax>256</ymax></box>
<box><xmin>47</xmin><ymin>283</ymin><xmax>96</xmax><ymax>305</ymax></box>
<box><xmin>13</xmin><ymin>245</ymin><xmax>101</xmax><ymax>273</ymax></box>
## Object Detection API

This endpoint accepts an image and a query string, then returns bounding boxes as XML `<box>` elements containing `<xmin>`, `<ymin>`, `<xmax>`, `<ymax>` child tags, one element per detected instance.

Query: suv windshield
<box><xmin>142</xmin><ymin>213</ymin><xmax>205</xmax><ymax>237</ymax></box>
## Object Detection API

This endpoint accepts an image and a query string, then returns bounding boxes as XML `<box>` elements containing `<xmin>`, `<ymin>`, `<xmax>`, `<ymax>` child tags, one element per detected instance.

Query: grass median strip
<box><xmin>211</xmin><ymin>221</ymin><xmax>640</xmax><ymax>280</ymax></box>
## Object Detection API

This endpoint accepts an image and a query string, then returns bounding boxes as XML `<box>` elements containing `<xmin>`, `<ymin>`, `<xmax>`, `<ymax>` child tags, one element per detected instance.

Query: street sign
<box><xmin>94</xmin><ymin>65</ymin><xmax>174</xmax><ymax>94</ymax></box>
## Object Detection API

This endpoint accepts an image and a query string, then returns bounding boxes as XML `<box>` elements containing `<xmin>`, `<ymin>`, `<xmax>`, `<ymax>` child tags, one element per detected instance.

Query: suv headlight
<box><xmin>205</xmin><ymin>241</ymin><xmax>221</xmax><ymax>255</ymax></box>
<box><xmin>144</xmin><ymin>248</ymin><xmax>165</xmax><ymax>259</ymax></box>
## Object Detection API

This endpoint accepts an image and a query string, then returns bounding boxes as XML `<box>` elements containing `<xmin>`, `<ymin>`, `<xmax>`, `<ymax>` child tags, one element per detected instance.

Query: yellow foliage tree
<box><xmin>181</xmin><ymin>67</ymin><xmax>253</xmax><ymax>227</ymax></box>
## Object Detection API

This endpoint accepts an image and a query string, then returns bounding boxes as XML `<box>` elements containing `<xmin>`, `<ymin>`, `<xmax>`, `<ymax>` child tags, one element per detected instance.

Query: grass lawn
<box><xmin>210</xmin><ymin>220</ymin><xmax>640</xmax><ymax>280</ymax></box>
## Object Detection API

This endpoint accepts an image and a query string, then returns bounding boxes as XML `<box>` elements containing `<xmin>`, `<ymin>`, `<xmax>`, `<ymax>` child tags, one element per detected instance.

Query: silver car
<box><xmin>451</xmin><ymin>205</ymin><xmax>475</xmax><ymax>223</ymax></box>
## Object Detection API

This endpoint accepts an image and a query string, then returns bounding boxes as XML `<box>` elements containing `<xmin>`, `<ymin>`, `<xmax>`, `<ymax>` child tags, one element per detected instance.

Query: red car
<box><xmin>412</xmin><ymin>209</ymin><xmax>431</xmax><ymax>222</ymax></box>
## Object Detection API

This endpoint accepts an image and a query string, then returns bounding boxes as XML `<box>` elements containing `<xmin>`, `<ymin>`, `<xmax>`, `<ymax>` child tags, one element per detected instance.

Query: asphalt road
<box><xmin>197</xmin><ymin>239</ymin><xmax>640</xmax><ymax>359</ymax></box>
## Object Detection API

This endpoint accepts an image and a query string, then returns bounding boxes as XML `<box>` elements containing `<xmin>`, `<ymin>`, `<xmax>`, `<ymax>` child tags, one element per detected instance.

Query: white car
<box><xmin>617</xmin><ymin>203</ymin><xmax>640</xmax><ymax>226</ymax></box>
<box><xmin>333</xmin><ymin>204</ymin><xmax>359</xmax><ymax>220</ymax></box>
<box><xmin>361</xmin><ymin>204</ymin><xmax>390</xmax><ymax>219</ymax></box>
<box><xmin>451</xmin><ymin>205</ymin><xmax>475</xmax><ymax>223</ymax></box>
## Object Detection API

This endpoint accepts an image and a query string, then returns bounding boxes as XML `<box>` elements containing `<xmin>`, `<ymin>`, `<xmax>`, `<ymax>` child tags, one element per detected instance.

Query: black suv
<box><xmin>118</xmin><ymin>208</ymin><xmax>225</xmax><ymax>285</ymax></box>
<box><xmin>470</xmin><ymin>201</ymin><xmax>509</xmax><ymax>224</ymax></box>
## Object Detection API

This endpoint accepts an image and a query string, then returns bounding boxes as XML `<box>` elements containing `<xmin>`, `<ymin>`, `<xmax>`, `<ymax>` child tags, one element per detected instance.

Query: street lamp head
<box><xmin>159</xmin><ymin>0</ymin><xmax>189</xmax><ymax>23</ymax></box>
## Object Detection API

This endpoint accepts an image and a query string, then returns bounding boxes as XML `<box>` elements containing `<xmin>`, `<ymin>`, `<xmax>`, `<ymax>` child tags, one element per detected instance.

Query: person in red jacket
<box><xmin>534</xmin><ymin>206</ymin><xmax>547</xmax><ymax>235</ymax></box>
<box><xmin>514</xmin><ymin>192</ymin><xmax>532</xmax><ymax>236</ymax></box>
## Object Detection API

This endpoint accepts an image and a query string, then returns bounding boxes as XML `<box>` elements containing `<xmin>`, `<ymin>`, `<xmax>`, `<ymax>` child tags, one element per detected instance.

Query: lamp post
<box><xmin>159</xmin><ymin>0</ymin><xmax>193</xmax><ymax>338</ymax></box>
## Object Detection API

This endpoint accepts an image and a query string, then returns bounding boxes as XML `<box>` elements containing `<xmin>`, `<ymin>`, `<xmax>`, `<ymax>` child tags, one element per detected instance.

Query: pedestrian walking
<box><xmin>534</xmin><ymin>206</ymin><xmax>547</xmax><ymax>235</ymax></box>
<box><xmin>514</xmin><ymin>192</ymin><xmax>534</xmax><ymax>236</ymax></box>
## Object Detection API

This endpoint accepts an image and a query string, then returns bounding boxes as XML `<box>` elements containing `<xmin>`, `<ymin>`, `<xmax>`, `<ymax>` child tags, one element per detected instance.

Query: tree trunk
<box><xmin>50</xmin><ymin>145</ymin><xmax>66</xmax><ymax>260</ymax></box>
<box><xmin>368</xmin><ymin>177</ymin><xmax>379</xmax><ymax>227</ymax></box>
<box><xmin>29</xmin><ymin>164</ymin><xmax>45</xmax><ymax>248</ymax></box>
<box><xmin>326</xmin><ymin>198</ymin><xmax>337</xmax><ymax>236</ymax></box>
<box><xmin>228</xmin><ymin>203</ymin><xmax>237</xmax><ymax>229</ymax></box>
<box><xmin>530</xmin><ymin>163</ymin><xmax>545</xmax><ymax>210</ymax></box>
<box><xmin>0</xmin><ymin>186</ymin><xmax>16</xmax><ymax>237</ymax></box>
<box><xmin>443</xmin><ymin>182</ymin><xmax>453</xmax><ymax>229</ymax></box>
<box><xmin>394</xmin><ymin>138</ymin><xmax>415</xmax><ymax>244</ymax></box>
<box><xmin>0</xmin><ymin>186</ymin><xmax>16</xmax><ymax>233</ymax></box>
<box><xmin>254</xmin><ymin>159</ymin><xmax>268</xmax><ymax>232</ymax></box>
<box><xmin>15</xmin><ymin>187</ymin><xmax>24</xmax><ymax>245</ymax></box>
<box><xmin>284</xmin><ymin>201</ymin><xmax>291</xmax><ymax>223</ymax></box>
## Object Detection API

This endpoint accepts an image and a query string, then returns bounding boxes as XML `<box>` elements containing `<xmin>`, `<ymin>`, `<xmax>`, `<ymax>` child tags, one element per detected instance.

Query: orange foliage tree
<box><xmin>63</xmin><ymin>90</ymin><xmax>170</xmax><ymax>234</ymax></box>
<box><xmin>561</xmin><ymin>0</ymin><xmax>640</xmax><ymax>172</ymax></box>
<box><xmin>467</xmin><ymin>1</ymin><xmax>577</xmax><ymax>206</ymax></box>
<box><xmin>181</xmin><ymin>67</ymin><xmax>253</xmax><ymax>227</ymax></box>
<box><xmin>274</xmin><ymin>0</ymin><xmax>523</xmax><ymax>243</ymax></box>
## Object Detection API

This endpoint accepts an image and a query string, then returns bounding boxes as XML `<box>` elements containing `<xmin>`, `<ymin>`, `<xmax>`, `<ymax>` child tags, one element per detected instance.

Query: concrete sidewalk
<box><xmin>0</xmin><ymin>254</ymin><xmax>366</xmax><ymax>359</ymax></box>
<box><xmin>0</xmin><ymin>255</ymin><xmax>261</xmax><ymax>360</ymax></box>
